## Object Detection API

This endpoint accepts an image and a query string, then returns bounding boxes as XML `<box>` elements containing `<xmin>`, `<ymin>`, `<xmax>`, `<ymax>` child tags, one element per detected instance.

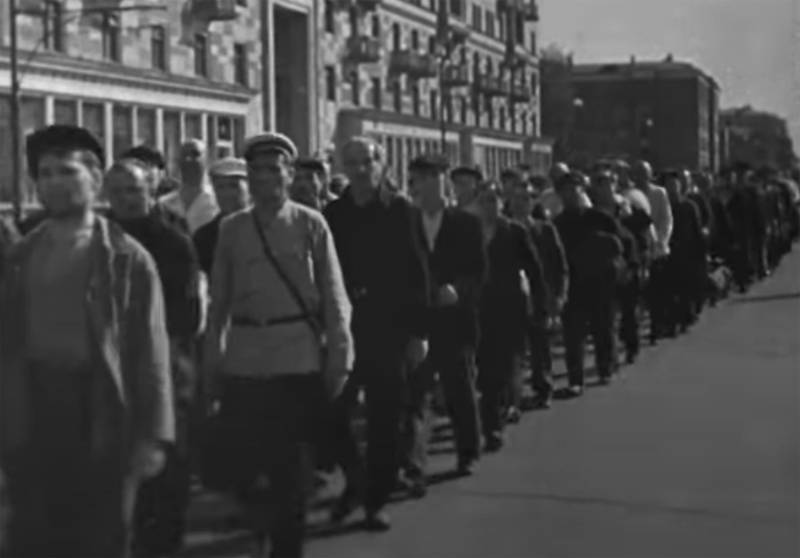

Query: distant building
<box><xmin>542</xmin><ymin>56</ymin><xmax>721</xmax><ymax>172</ymax></box>
<box><xmin>720</xmin><ymin>106</ymin><xmax>797</xmax><ymax>171</ymax></box>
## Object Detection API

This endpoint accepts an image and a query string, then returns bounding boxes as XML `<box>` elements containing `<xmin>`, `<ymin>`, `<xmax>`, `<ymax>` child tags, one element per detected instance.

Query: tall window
<box><xmin>430</xmin><ymin>90</ymin><xmax>438</xmax><ymax>120</ymax></box>
<box><xmin>350</xmin><ymin>72</ymin><xmax>360</xmax><ymax>106</ymax></box>
<box><xmin>445</xmin><ymin>94</ymin><xmax>453</xmax><ymax>123</ymax></box>
<box><xmin>530</xmin><ymin>30</ymin><xmax>537</xmax><ymax>54</ymax></box>
<box><xmin>42</xmin><ymin>1</ymin><xmax>64</xmax><ymax>52</ymax></box>
<box><xmin>410</xmin><ymin>30</ymin><xmax>419</xmax><ymax>50</ymax></box>
<box><xmin>371</xmin><ymin>14</ymin><xmax>381</xmax><ymax>37</ymax></box>
<box><xmin>471</xmin><ymin>5</ymin><xmax>482</xmax><ymax>30</ymax></box>
<box><xmin>460</xmin><ymin>95</ymin><xmax>467</xmax><ymax>123</ymax></box>
<box><xmin>325</xmin><ymin>66</ymin><xmax>336</xmax><ymax>101</ymax></box>
<box><xmin>498</xmin><ymin>11</ymin><xmax>506</xmax><ymax>40</ymax></box>
<box><xmin>449</xmin><ymin>0</ymin><xmax>462</xmax><ymax>18</ymax></box>
<box><xmin>515</xmin><ymin>14</ymin><xmax>524</xmax><ymax>44</ymax></box>
<box><xmin>151</xmin><ymin>26</ymin><xmax>166</xmax><ymax>70</ymax></box>
<box><xmin>234</xmin><ymin>43</ymin><xmax>248</xmax><ymax>86</ymax></box>
<box><xmin>486</xmin><ymin>12</ymin><xmax>495</xmax><ymax>37</ymax></box>
<box><xmin>427</xmin><ymin>35</ymin><xmax>437</xmax><ymax>53</ymax></box>
<box><xmin>324</xmin><ymin>0</ymin><xmax>335</xmax><ymax>33</ymax></box>
<box><xmin>372</xmin><ymin>78</ymin><xmax>382</xmax><ymax>109</ymax></box>
<box><xmin>411</xmin><ymin>85</ymin><xmax>420</xmax><ymax>116</ymax></box>
<box><xmin>499</xmin><ymin>106</ymin><xmax>506</xmax><ymax>129</ymax></box>
<box><xmin>101</xmin><ymin>14</ymin><xmax>120</xmax><ymax>62</ymax></box>
<box><xmin>393</xmin><ymin>80</ymin><xmax>402</xmax><ymax>112</ymax></box>
<box><xmin>392</xmin><ymin>23</ymin><xmax>401</xmax><ymax>50</ymax></box>
<box><xmin>194</xmin><ymin>34</ymin><xmax>208</xmax><ymax>77</ymax></box>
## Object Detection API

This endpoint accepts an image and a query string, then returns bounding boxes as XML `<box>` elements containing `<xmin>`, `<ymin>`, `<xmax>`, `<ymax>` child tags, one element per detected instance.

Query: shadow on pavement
<box><xmin>729</xmin><ymin>291</ymin><xmax>800</xmax><ymax>305</ymax></box>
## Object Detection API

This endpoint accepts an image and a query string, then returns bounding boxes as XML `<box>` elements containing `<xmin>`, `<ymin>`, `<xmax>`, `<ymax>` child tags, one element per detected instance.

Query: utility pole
<box><xmin>9</xmin><ymin>0</ymin><xmax>22</xmax><ymax>224</ymax></box>
<box><xmin>436</xmin><ymin>0</ymin><xmax>451</xmax><ymax>155</ymax></box>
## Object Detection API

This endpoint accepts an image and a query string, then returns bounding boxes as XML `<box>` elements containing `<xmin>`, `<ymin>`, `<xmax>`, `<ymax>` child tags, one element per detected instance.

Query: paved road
<box><xmin>184</xmin><ymin>251</ymin><xmax>800</xmax><ymax>558</ymax></box>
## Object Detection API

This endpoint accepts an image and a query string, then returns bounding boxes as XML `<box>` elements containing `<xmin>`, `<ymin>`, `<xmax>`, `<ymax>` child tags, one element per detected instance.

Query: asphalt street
<box><xmin>183</xmin><ymin>250</ymin><xmax>800</xmax><ymax>558</ymax></box>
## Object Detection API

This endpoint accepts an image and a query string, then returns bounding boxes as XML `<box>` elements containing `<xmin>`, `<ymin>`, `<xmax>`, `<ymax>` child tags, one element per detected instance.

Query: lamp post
<box><xmin>7</xmin><ymin>1</ymin><xmax>166</xmax><ymax>224</ymax></box>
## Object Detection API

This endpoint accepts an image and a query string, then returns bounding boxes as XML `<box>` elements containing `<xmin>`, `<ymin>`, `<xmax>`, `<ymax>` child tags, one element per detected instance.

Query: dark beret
<box><xmin>121</xmin><ymin>145</ymin><xmax>166</xmax><ymax>170</ymax></box>
<box><xmin>450</xmin><ymin>165</ymin><xmax>483</xmax><ymax>181</ymax></box>
<box><xmin>408</xmin><ymin>153</ymin><xmax>449</xmax><ymax>173</ymax></box>
<box><xmin>295</xmin><ymin>157</ymin><xmax>327</xmax><ymax>175</ymax></box>
<box><xmin>243</xmin><ymin>132</ymin><xmax>298</xmax><ymax>161</ymax></box>
<box><xmin>26</xmin><ymin>125</ymin><xmax>104</xmax><ymax>178</ymax></box>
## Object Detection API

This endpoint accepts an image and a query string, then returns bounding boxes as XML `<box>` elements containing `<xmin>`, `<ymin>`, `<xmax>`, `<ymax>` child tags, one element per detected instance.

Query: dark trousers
<box><xmin>403</xmin><ymin>345</ymin><xmax>482</xmax><ymax>475</ymax></box>
<box><xmin>6</xmin><ymin>364</ymin><xmax>131</xmax><ymax>558</ymax></box>
<box><xmin>618</xmin><ymin>277</ymin><xmax>641</xmax><ymax>357</ymax></box>
<box><xmin>647</xmin><ymin>258</ymin><xmax>671</xmax><ymax>340</ymax></box>
<box><xmin>334</xmin><ymin>328</ymin><xmax>408</xmax><ymax>513</ymax></box>
<box><xmin>477</xmin><ymin>334</ymin><xmax>521</xmax><ymax>439</ymax></box>
<box><xmin>562</xmin><ymin>297</ymin><xmax>617</xmax><ymax>387</ymax></box>
<box><xmin>528</xmin><ymin>321</ymin><xmax>554</xmax><ymax>396</ymax></box>
<box><xmin>219</xmin><ymin>375</ymin><xmax>324</xmax><ymax>558</ymax></box>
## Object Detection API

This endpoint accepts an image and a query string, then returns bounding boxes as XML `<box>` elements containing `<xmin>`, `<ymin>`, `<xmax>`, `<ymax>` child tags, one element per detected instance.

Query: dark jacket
<box><xmin>324</xmin><ymin>189</ymin><xmax>430</xmax><ymax>348</ymax></box>
<box><xmin>417</xmin><ymin>207</ymin><xmax>486</xmax><ymax>349</ymax></box>
<box><xmin>482</xmin><ymin>217</ymin><xmax>546</xmax><ymax>345</ymax></box>
<box><xmin>0</xmin><ymin>217</ymin><xmax>19</xmax><ymax>281</ymax></box>
<box><xmin>526</xmin><ymin>217</ymin><xmax>568</xmax><ymax>314</ymax></box>
<box><xmin>193</xmin><ymin>214</ymin><xmax>223</xmax><ymax>276</ymax></box>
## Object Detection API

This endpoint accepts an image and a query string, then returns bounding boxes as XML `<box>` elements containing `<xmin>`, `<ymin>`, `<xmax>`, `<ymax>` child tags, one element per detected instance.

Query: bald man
<box><xmin>159</xmin><ymin>139</ymin><xmax>219</xmax><ymax>234</ymax></box>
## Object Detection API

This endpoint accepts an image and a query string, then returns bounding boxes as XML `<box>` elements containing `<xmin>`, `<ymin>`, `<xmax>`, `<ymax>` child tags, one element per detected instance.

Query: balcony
<box><xmin>510</xmin><ymin>82</ymin><xmax>533</xmax><ymax>103</ymax></box>
<box><xmin>190</xmin><ymin>0</ymin><xmax>237</xmax><ymax>21</ymax></box>
<box><xmin>442</xmin><ymin>64</ymin><xmax>470</xmax><ymax>88</ymax></box>
<box><xmin>390</xmin><ymin>50</ymin><xmax>438</xmax><ymax>79</ymax></box>
<box><xmin>335</xmin><ymin>0</ymin><xmax>382</xmax><ymax>11</ymax></box>
<box><xmin>520</xmin><ymin>0</ymin><xmax>539</xmax><ymax>21</ymax></box>
<box><xmin>448</xmin><ymin>16</ymin><xmax>471</xmax><ymax>44</ymax></box>
<box><xmin>503</xmin><ymin>46</ymin><xmax>537</xmax><ymax>69</ymax></box>
<box><xmin>346</xmin><ymin>36</ymin><xmax>382</xmax><ymax>64</ymax></box>
<box><xmin>477</xmin><ymin>74</ymin><xmax>508</xmax><ymax>97</ymax></box>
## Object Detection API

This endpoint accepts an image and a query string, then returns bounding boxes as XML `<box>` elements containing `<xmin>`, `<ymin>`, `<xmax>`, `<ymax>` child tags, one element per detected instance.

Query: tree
<box><xmin>539</xmin><ymin>44</ymin><xmax>577</xmax><ymax>162</ymax></box>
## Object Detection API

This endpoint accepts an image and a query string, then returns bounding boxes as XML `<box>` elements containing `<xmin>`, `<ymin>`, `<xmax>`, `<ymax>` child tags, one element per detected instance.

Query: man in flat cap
<box><xmin>291</xmin><ymin>157</ymin><xmax>337</xmax><ymax>211</ymax></box>
<box><xmin>202</xmin><ymin>131</ymin><xmax>353</xmax><ymax>557</ymax></box>
<box><xmin>193</xmin><ymin>157</ymin><xmax>251</xmax><ymax>276</ymax></box>
<box><xmin>159</xmin><ymin>139</ymin><xmax>219</xmax><ymax>235</ymax></box>
<box><xmin>323</xmin><ymin>136</ymin><xmax>429</xmax><ymax>531</ymax></box>
<box><xmin>403</xmin><ymin>154</ymin><xmax>485</xmax><ymax>487</ymax></box>
<box><xmin>104</xmin><ymin>157</ymin><xmax>203</xmax><ymax>557</ymax></box>
<box><xmin>450</xmin><ymin>165</ymin><xmax>483</xmax><ymax>215</ymax></box>
<box><xmin>1</xmin><ymin>125</ymin><xmax>174</xmax><ymax>557</ymax></box>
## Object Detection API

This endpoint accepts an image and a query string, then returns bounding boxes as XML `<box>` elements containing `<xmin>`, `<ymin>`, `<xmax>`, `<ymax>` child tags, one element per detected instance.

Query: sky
<box><xmin>539</xmin><ymin>0</ymin><xmax>800</xmax><ymax>147</ymax></box>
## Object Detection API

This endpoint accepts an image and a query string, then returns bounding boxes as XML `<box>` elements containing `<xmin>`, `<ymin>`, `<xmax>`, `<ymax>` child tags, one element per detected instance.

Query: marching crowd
<box><xmin>0</xmin><ymin>123</ymin><xmax>798</xmax><ymax>558</ymax></box>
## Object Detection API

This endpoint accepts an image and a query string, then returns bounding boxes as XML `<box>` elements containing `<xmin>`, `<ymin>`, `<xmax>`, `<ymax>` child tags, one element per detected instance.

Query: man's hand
<box><xmin>437</xmin><ymin>284</ymin><xmax>459</xmax><ymax>307</ymax></box>
<box><xmin>406</xmin><ymin>337</ymin><xmax>429</xmax><ymax>369</ymax></box>
<box><xmin>130</xmin><ymin>440</ymin><xmax>167</xmax><ymax>480</ymax></box>
<box><xmin>323</xmin><ymin>371</ymin><xmax>348</xmax><ymax>401</ymax></box>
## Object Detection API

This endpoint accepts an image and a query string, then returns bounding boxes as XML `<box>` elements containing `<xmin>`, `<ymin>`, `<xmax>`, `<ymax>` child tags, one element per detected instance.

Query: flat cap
<box><xmin>26</xmin><ymin>124</ymin><xmax>104</xmax><ymax>178</ymax></box>
<box><xmin>121</xmin><ymin>145</ymin><xmax>166</xmax><ymax>170</ymax></box>
<box><xmin>408</xmin><ymin>153</ymin><xmax>449</xmax><ymax>174</ymax></box>
<box><xmin>243</xmin><ymin>132</ymin><xmax>298</xmax><ymax>161</ymax></box>
<box><xmin>209</xmin><ymin>157</ymin><xmax>247</xmax><ymax>178</ymax></box>
<box><xmin>295</xmin><ymin>157</ymin><xmax>328</xmax><ymax>175</ymax></box>
<box><xmin>450</xmin><ymin>165</ymin><xmax>484</xmax><ymax>181</ymax></box>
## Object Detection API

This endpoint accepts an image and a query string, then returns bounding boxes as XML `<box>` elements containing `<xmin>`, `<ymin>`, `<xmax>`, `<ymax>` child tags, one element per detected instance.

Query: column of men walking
<box><xmin>0</xmin><ymin>124</ymin><xmax>798</xmax><ymax>558</ymax></box>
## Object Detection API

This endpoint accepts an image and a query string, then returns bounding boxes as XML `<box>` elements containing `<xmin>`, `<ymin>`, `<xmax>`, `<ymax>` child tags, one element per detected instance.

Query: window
<box><xmin>449</xmin><ymin>0</ymin><xmax>462</xmax><ymax>18</ymax></box>
<box><xmin>530</xmin><ymin>113</ymin><xmax>538</xmax><ymax>135</ymax></box>
<box><xmin>194</xmin><ymin>34</ymin><xmax>208</xmax><ymax>77</ymax></box>
<box><xmin>234</xmin><ymin>43</ymin><xmax>248</xmax><ymax>86</ymax></box>
<box><xmin>392</xmin><ymin>23</ymin><xmax>401</xmax><ymax>50</ymax></box>
<box><xmin>325</xmin><ymin>66</ymin><xmax>336</xmax><ymax>101</ymax></box>
<box><xmin>371</xmin><ymin>78</ymin><xmax>382</xmax><ymax>109</ymax></box>
<box><xmin>445</xmin><ymin>94</ymin><xmax>453</xmax><ymax>123</ymax></box>
<box><xmin>54</xmin><ymin>99</ymin><xmax>77</xmax><ymax>125</ymax></box>
<box><xmin>350</xmin><ymin>72</ymin><xmax>360</xmax><ymax>106</ymax></box>
<box><xmin>411</xmin><ymin>85</ymin><xmax>420</xmax><ymax>116</ymax></box>
<box><xmin>530</xmin><ymin>72</ymin><xmax>538</xmax><ymax>92</ymax></box>
<box><xmin>515</xmin><ymin>15</ymin><xmax>524</xmax><ymax>44</ymax></box>
<box><xmin>498</xmin><ymin>12</ymin><xmax>506</xmax><ymax>40</ymax></box>
<box><xmin>324</xmin><ymin>0</ymin><xmax>335</xmax><ymax>33</ymax></box>
<box><xmin>138</xmin><ymin>108</ymin><xmax>157</xmax><ymax>147</ymax></box>
<box><xmin>101</xmin><ymin>14</ymin><xmax>120</xmax><ymax>62</ymax></box>
<box><xmin>427</xmin><ymin>35</ymin><xmax>437</xmax><ymax>53</ymax></box>
<box><xmin>460</xmin><ymin>95</ymin><xmax>467</xmax><ymax>123</ymax></box>
<box><xmin>112</xmin><ymin>105</ymin><xmax>133</xmax><ymax>157</ymax></box>
<box><xmin>151</xmin><ymin>26</ymin><xmax>167</xmax><ymax>70</ymax></box>
<box><xmin>236</xmin><ymin>0</ymin><xmax>247</xmax><ymax>5</ymax></box>
<box><xmin>486</xmin><ymin>12</ymin><xmax>495</xmax><ymax>38</ymax></box>
<box><xmin>472</xmin><ymin>5</ymin><xmax>482</xmax><ymax>30</ymax></box>
<box><xmin>410</xmin><ymin>30</ymin><xmax>419</xmax><ymax>50</ymax></box>
<box><xmin>500</xmin><ymin>106</ymin><xmax>506</xmax><ymax>129</ymax></box>
<box><xmin>393</xmin><ymin>80</ymin><xmax>402</xmax><ymax>112</ymax></box>
<box><xmin>42</xmin><ymin>1</ymin><xmax>64</xmax><ymax>52</ymax></box>
<box><xmin>82</xmin><ymin>103</ymin><xmax>105</xmax><ymax>146</ymax></box>
<box><xmin>371</xmin><ymin>14</ymin><xmax>381</xmax><ymax>37</ymax></box>
<box><xmin>430</xmin><ymin>90</ymin><xmax>438</xmax><ymax>120</ymax></box>
<box><xmin>530</xmin><ymin>31</ymin><xmax>537</xmax><ymax>54</ymax></box>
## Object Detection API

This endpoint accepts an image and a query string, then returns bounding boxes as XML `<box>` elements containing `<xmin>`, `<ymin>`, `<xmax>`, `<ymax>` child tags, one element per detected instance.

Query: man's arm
<box><xmin>454</xmin><ymin>213</ymin><xmax>488</xmax><ymax>309</ymax></box>
<box><xmin>544</xmin><ymin>222</ymin><xmax>569</xmax><ymax>305</ymax></box>
<box><xmin>202</xmin><ymin>218</ymin><xmax>234</xmax><ymax>400</ymax></box>
<box><xmin>312</xmin><ymin>216</ymin><xmax>354</xmax><ymax>389</ymax></box>
<box><xmin>403</xmin><ymin>204</ymin><xmax>432</xmax><ymax>339</ymax></box>
<box><xmin>514</xmin><ymin>223</ymin><xmax>547</xmax><ymax>317</ymax></box>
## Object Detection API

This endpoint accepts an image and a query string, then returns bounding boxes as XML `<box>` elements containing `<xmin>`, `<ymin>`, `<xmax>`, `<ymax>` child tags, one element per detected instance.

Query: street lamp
<box><xmin>7</xmin><ymin>0</ymin><xmax>166</xmax><ymax>224</ymax></box>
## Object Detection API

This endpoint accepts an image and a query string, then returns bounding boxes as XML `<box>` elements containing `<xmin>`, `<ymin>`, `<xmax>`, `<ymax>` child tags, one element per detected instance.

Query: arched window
<box><xmin>392</xmin><ymin>23</ymin><xmax>401</xmax><ymax>50</ymax></box>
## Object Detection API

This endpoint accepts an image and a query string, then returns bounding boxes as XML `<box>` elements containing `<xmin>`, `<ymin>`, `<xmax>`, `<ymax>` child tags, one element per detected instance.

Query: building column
<box><xmin>103</xmin><ymin>102</ymin><xmax>113</xmax><ymax>165</ymax></box>
<box><xmin>263</xmin><ymin>0</ymin><xmax>276</xmax><ymax>131</ymax></box>
<box><xmin>155</xmin><ymin>107</ymin><xmax>165</xmax><ymax>152</ymax></box>
<box><xmin>44</xmin><ymin>95</ymin><xmax>54</xmax><ymax>125</ymax></box>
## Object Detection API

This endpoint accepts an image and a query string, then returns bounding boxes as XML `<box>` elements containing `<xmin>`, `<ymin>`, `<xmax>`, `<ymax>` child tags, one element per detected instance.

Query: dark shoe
<box><xmin>597</xmin><ymin>375</ymin><xmax>612</xmax><ymax>386</ymax></box>
<box><xmin>408</xmin><ymin>476</ymin><xmax>427</xmax><ymax>499</ymax></box>
<box><xmin>505</xmin><ymin>406</ymin><xmax>522</xmax><ymax>424</ymax></box>
<box><xmin>457</xmin><ymin>456</ymin><xmax>477</xmax><ymax>476</ymax></box>
<box><xmin>567</xmin><ymin>384</ymin><xmax>584</xmax><ymax>397</ymax></box>
<box><xmin>484</xmin><ymin>432</ymin><xmax>504</xmax><ymax>453</ymax></box>
<box><xmin>330</xmin><ymin>489</ymin><xmax>360</xmax><ymax>524</ymax></box>
<box><xmin>531</xmin><ymin>393</ymin><xmax>552</xmax><ymax>409</ymax></box>
<box><xmin>364</xmin><ymin>509</ymin><xmax>391</xmax><ymax>532</ymax></box>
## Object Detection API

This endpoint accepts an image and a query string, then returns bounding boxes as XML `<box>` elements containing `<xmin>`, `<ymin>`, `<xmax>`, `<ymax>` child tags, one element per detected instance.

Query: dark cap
<box><xmin>121</xmin><ymin>144</ymin><xmax>166</xmax><ymax>170</ymax></box>
<box><xmin>26</xmin><ymin>124</ymin><xmax>104</xmax><ymax>179</ymax></box>
<box><xmin>450</xmin><ymin>165</ymin><xmax>483</xmax><ymax>182</ymax></box>
<box><xmin>243</xmin><ymin>132</ymin><xmax>298</xmax><ymax>162</ymax></box>
<box><xmin>295</xmin><ymin>157</ymin><xmax>328</xmax><ymax>175</ymax></box>
<box><xmin>408</xmin><ymin>153</ymin><xmax>449</xmax><ymax>174</ymax></box>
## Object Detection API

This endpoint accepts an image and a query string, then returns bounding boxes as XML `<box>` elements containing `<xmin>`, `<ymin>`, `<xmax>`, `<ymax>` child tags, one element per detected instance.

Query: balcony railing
<box><xmin>346</xmin><ymin>36</ymin><xmax>381</xmax><ymax>64</ymax></box>
<box><xmin>390</xmin><ymin>50</ymin><xmax>438</xmax><ymax>79</ymax></box>
<box><xmin>476</xmin><ymin>74</ymin><xmax>508</xmax><ymax>97</ymax></box>
<box><xmin>442</xmin><ymin>64</ymin><xmax>470</xmax><ymax>88</ymax></box>
<box><xmin>510</xmin><ymin>82</ymin><xmax>533</xmax><ymax>103</ymax></box>
<box><xmin>191</xmin><ymin>0</ymin><xmax>237</xmax><ymax>21</ymax></box>
<box><xmin>335</xmin><ymin>0</ymin><xmax>382</xmax><ymax>11</ymax></box>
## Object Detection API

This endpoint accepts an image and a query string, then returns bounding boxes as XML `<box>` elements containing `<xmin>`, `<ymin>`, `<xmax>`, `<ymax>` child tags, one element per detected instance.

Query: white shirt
<box><xmin>643</xmin><ymin>184</ymin><xmax>674</xmax><ymax>258</ymax></box>
<box><xmin>421</xmin><ymin>209</ymin><xmax>444</xmax><ymax>252</ymax></box>
<box><xmin>159</xmin><ymin>184</ymin><xmax>219</xmax><ymax>234</ymax></box>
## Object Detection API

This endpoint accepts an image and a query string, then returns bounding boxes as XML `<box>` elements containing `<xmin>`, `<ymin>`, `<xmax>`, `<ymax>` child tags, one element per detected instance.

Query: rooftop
<box><xmin>570</xmin><ymin>58</ymin><xmax>720</xmax><ymax>90</ymax></box>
